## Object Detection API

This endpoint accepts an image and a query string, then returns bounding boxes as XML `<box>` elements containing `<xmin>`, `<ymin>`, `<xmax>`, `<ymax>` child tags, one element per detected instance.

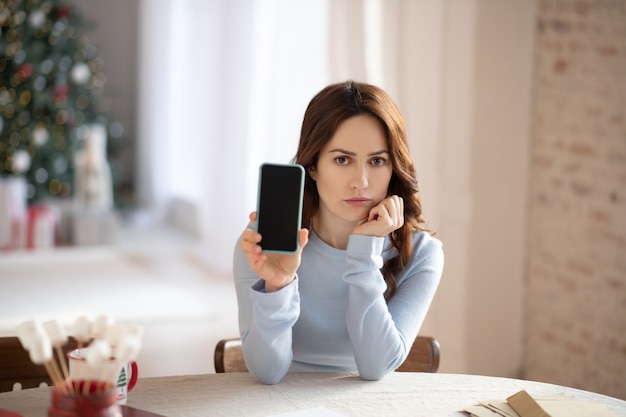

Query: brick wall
<box><xmin>525</xmin><ymin>0</ymin><xmax>626</xmax><ymax>399</ymax></box>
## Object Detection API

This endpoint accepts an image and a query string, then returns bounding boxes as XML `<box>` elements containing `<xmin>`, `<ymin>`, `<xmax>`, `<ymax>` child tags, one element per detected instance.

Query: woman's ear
<box><xmin>308</xmin><ymin>165</ymin><xmax>317</xmax><ymax>181</ymax></box>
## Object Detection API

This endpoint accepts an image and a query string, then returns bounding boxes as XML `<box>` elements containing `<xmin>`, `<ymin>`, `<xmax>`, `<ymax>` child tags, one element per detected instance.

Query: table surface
<box><xmin>1</xmin><ymin>372</ymin><xmax>625</xmax><ymax>417</ymax></box>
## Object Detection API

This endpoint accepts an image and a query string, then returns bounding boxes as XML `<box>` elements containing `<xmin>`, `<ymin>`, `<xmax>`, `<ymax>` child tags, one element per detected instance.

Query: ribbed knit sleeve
<box><xmin>233</xmin><ymin>234</ymin><xmax>300</xmax><ymax>384</ymax></box>
<box><xmin>344</xmin><ymin>233</ymin><xmax>443</xmax><ymax>380</ymax></box>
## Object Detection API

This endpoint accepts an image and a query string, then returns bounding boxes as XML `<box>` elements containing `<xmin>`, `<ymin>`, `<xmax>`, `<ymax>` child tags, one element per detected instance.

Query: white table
<box><xmin>1</xmin><ymin>372</ymin><xmax>625</xmax><ymax>417</ymax></box>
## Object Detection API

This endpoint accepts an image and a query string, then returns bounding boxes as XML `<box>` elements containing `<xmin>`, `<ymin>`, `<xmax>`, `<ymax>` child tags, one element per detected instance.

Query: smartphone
<box><xmin>255</xmin><ymin>163</ymin><xmax>305</xmax><ymax>253</ymax></box>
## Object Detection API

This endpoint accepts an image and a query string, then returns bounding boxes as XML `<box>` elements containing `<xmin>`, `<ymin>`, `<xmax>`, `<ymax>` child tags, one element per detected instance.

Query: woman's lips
<box><xmin>345</xmin><ymin>197</ymin><xmax>371</xmax><ymax>207</ymax></box>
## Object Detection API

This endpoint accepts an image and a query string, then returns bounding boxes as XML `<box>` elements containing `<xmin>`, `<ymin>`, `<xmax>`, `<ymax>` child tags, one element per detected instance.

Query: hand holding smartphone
<box><xmin>255</xmin><ymin>163</ymin><xmax>305</xmax><ymax>253</ymax></box>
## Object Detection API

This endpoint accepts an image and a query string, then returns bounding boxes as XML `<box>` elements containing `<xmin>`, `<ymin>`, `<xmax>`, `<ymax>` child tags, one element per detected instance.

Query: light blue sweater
<box><xmin>233</xmin><ymin>228</ymin><xmax>444</xmax><ymax>384</ymax></box>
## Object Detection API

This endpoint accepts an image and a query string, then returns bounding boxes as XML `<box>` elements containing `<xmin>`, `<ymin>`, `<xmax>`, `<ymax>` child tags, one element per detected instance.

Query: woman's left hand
<box><xmin>352</xmin><ymin>195</ymin><xmax>404</xmax><ymax>237</ymax></box>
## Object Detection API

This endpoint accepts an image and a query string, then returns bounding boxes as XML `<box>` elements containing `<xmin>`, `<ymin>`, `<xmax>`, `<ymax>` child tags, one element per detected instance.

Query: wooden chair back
<box><xmin>0</xmin><ymin>336</ymin><xmax>78</xmax><ymax>392</ymax></box>
<box><xmin>395</xmin><ymin>335</ymin><xmax>440</xmax><ymax>373</ymax></box>
<box><xmin>214</xmin><ymin>338</ymin><xmax>248</xmax><ymax>373</ymax></box>
<box><xmin>214</xmin><ymin>335</ymin><xmax>440</xmax><ymax>374</ymax></box>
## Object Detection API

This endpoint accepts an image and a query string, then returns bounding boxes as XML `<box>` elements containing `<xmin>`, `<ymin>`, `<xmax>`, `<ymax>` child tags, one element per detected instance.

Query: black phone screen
<box><xmin>256</xmin><ymin>163</ymin><xmax>305</xmax><ymax>253</ymax></box>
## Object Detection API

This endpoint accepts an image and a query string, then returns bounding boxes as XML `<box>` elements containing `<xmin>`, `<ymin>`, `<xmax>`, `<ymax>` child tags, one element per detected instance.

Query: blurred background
<box><xmin>1</xmin><ymin>0</ymin><xmax>624</xmax><ymax>400</ymax></box>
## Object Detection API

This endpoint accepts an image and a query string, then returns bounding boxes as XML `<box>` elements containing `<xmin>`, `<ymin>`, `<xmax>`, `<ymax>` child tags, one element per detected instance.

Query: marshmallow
<box><xmin>85</xmin><ymin>338</ymin><xmax>111</xmax><ymax>369</ymax></box>
<box><xmin>16</xmin><ymin>319</ymin><xmax>46</xmax><ymax>351</ymax></box>
<box><xmin>73</xmin><ymin>316</ymin><xmax>92</xmax><ymax>343</ymax></box>
<box><xmin>43</xmin><ymin>319</ymin><xmax>68</xmax><ymax>347</ymax></box>
<box><xmin>104</xmin><ymin>324</ymin><xmax>123</xmax><ymax>347</ymax></box>
<box><xmin>91</xmin><ymin>315</ymin><xmax>113</xmax><ymax>339</ymax></box>
<box><xmin>27</xmin><ymin>332</ymin><xmax>52</xmax><ymax>365</ymax></box>
<box><xmin>114</xmin><ymin>336</ymin><xmax>142</xmax><ymax>362</ymax></box>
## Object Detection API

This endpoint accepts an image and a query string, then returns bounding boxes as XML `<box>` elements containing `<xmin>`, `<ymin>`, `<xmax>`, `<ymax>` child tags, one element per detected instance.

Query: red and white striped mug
<box><xmin>67</xmin><ymin>348</ymin><xmax>138</xmax><ymax>405</ymax></box>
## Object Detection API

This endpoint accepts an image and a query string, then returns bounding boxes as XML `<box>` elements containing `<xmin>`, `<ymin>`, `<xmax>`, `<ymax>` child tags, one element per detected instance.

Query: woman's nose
<box><xmin>350</xmin><ymin>165</ymin><xmax>368</xmax><ymax>189</ymax></box>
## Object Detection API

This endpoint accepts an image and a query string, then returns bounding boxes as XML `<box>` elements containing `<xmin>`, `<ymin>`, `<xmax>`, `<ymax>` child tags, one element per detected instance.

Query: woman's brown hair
<box><xmin>294</xmin><ymin>80</ymin><xmax>430</xmax><ymax>300</ymax></box>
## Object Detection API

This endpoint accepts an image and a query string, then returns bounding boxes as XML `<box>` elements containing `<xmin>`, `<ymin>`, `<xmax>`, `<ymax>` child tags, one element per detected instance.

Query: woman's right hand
<box><xmin>240</xmin><ymin>212</ymin><xmax>309</xmax><ymax>292</ymax></box>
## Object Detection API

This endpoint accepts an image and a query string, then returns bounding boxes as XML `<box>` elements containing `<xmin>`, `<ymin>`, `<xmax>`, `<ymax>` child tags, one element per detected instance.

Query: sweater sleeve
<box><xmin>343</xmin><ymin>233</ymin><xmax>443</xmax><ymax>380</ymax></box>
<box><xmin>233</xmin><ymin>234</ymin><xmax>300</xmax><ymax>384</ymax></box>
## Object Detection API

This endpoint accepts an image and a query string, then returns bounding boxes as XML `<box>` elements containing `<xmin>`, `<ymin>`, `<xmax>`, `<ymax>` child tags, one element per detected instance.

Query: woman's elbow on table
<box><xmin>254</xmin><ymin>373</ymin><xmax>285</xmax><ymax>385</ymax></box>
<box><xmin>249</xmin><ymin>366</ymin><xmax>289</xmax><ymax>385</ymax></box>
<box><xmin>358</xmin><ymin>366</ymin><xmax>393</xmax><ymax>382</ymax></box>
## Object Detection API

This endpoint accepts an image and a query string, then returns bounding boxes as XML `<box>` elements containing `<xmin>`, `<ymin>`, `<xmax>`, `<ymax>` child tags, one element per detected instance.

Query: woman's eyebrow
<box><xmin>328</xmin><ymin>148</ymin><xmax>356</xmax><ymax>156</ymax></box>
<box><xmin>328</xmin><ymin>148</ymin><xmax>389</xmax><ymax>156</ymax></box>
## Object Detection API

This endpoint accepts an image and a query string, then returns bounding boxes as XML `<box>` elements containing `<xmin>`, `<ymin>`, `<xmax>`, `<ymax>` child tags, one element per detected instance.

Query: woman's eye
<box><xmin>371</xmin><ymin>157</ymin><xmax>386</xmax><ymax>166</ymax></box>
<box><xmin>335</xmin><ymin>156</ymin><xmax>349</xmax><ymax>165</ymax></box>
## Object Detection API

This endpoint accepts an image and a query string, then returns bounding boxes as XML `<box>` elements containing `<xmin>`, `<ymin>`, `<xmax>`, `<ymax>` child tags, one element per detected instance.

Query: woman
<box><xmin>234</xmin><ymin>80</ymin><xmax>444</xmax><ymax>384</ymax></box>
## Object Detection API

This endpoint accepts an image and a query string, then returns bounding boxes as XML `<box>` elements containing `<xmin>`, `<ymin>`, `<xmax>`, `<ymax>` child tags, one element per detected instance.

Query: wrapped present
<box><xmin>26</xmin><ymin>205</ymin><xmax>59</xmax><ymax>249</ymax></box>
<box><xmin>0</xmin><ymin>176</ymin><xmax>27</xmax><ymax>250</ymax></box>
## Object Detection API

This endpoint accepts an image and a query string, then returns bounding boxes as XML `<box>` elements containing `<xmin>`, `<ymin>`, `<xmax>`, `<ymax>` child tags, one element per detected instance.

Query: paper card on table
<box><xmin>478</xmin><ymin>400</ymin><xmax>519</xmax><ymax>417</ymax></box>
<box><xmin>466</xmin><ymin>391</ymin><xmax>621</xmax><ymax>417</ymax></box>
<box><xmin>266</xmin><ymin>407</ymin><xmax>347</xmax><ymax>417</ymax></box>
<box><xmin>507</xmin><ymin>390</ymin><xmax>550</xmax><ymax>417</ymax></box>
<box><xmin>507</xmin><ymin>391</ymin><xmax>620</xmax><ymax>417</ymax></box>
<box><xmin>462</xmin><ymin>399</ymin><xmax>513</xmax><ymax>416</ymax></box>
<box><xmin>463</xmin><ymin>405</ymin><xmax>506</xmax><ymax>416</ymax></box>
<box><xmin>537</xmin><ymin>398</ymin><xmax>618</xmax><ymax>417</ymax></box>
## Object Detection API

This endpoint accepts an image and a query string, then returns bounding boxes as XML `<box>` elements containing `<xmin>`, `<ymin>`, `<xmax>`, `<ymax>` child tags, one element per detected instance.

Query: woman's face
<box><xmin>310</xmin><ymin>114</ymin><xmax>393</xmax><ymax>226</ymax></box>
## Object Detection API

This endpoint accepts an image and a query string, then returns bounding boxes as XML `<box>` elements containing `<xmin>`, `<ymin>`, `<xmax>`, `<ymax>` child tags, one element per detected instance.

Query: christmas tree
<box><xmin>0</xmin><ymin>0</ymin><xmax>117</xmax><ymax>203</ymax></box>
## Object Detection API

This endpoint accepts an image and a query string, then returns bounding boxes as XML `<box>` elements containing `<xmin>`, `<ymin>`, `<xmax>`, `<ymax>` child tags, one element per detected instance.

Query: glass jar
<box><xmin>48</xmin><ymin>380</ymin><xmax>122</xmax><ymax>417</ymax></box>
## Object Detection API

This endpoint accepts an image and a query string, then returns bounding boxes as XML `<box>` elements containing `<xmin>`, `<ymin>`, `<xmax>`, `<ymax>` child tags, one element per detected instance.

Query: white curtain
<box><xmin>137</xmin><ymin>0</ymin><xmax>443</xmax><ymax>275</ymax></box>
